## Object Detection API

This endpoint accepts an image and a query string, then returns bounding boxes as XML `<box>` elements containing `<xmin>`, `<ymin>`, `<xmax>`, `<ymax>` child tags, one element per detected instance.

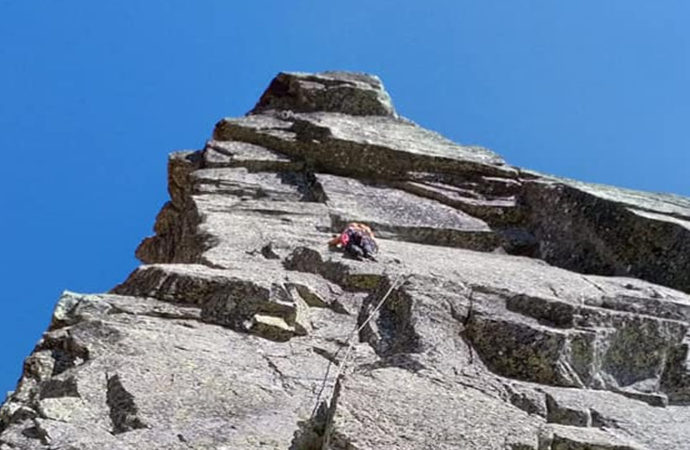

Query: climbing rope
<box><xmin>310</xmin><ymin>273</ymin><xmax>407</xmax><ymax>418</ymax></box>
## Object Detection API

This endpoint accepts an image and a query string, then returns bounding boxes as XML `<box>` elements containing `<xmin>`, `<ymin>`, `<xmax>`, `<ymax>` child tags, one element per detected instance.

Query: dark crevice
<box><xmin>545</xmin><ymin>393</ymin><xmax>590</xmax><ymax>427</ymax></box>
<box><xmin>504</xmin><ymin>388</ymin><xmax>546</xmax><ymax>418</ymax></box>
<box><xmin>355</xmin><ymin>354</ymin><xmax>426</xmax><ymax>373</ymax></box>
<box><xmin>39</xmin><ymin>377</ymin><xmax>80</xmax><ymax>399</ymax></box>
<box><xmin>245</xmin><ymin>242</ymin><xmax>281</xmax><ymax>260</ymax></box>
<box><xmin>260</xmin><ymin>242</ymin><xmax>281</xmax><ymax>259</ymax></box>
<box><xmin>289</xmin><ymin>377</ymin><xmax>342</xmax><ymax>450</ymax></box>
<box><xmin>33</xmin><ymin>334</ymin><xmax>90</xmax><ymax>377</ymax></box>
<box><xmin>289</xmin><ymin>404</ymin><xmax>328</xmax><ymax>450</ymax></box>
<box><xmin>312</xmin><ymin>347</ymin><xmax>340</xmax><ymax>365</ymax></box>
<box><xmin>277</xmin><ymin>170</ymin><xmax>328</xmax><ymax>203</ymax></box>
<box><xmin>447</xmin><ymin>289</ymin><xmax>476</xmax><ymax>365</ymax></box>
<box><xmin>0</xmin><ymin>405</ymin><xmax>37</xmax><ymax>433</ymax></box>
<box><xmin>357</xmin><ymin>279</ymin><xmax>422</xmax><ymax>358</ymax></box>
<box><xmin>590</xmin><ymin>409</ymin><xmax>621</xmax><ymax>429</ymax></box>
<box><xmin>21</xmin><ymin>425</ymin><xmax>47</xmax><ymax>444</ymax></box>
<box><xmin>263</xmin><ymin>356</ymin><xmax>293</xmax><ymax>392</ymax></box>
<box><xmin>106</xmin><ymin>374</ymin><xmax>147</xmax><ymax>435</ymax></box>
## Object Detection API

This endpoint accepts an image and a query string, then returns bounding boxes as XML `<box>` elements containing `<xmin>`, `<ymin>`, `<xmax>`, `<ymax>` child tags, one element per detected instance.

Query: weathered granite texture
<box><xmin>3</xmin><ymin>71</ymin><xmax>690</xmax><ymax>449</ymax></box>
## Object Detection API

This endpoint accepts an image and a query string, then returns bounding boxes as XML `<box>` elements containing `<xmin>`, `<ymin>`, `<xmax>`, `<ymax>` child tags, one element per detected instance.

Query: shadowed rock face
<box><xmin>3</xmin><ymin>71</ymin><xmax>690</xmax><ymax>450</ymax></box>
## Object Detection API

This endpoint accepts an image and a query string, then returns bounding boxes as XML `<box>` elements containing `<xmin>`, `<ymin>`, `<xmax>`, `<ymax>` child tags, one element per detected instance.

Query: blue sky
<box><xmin>1</xmin><ymin>1</ymin><xmax>688</xmax><ymax>396</ymax></box>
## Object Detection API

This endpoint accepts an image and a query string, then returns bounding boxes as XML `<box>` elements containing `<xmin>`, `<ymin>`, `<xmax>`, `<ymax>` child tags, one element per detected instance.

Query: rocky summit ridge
<box><xmin>2</xmin><ymin>71</ymin><xmax>690</xmax><ymax>449</ymax></box>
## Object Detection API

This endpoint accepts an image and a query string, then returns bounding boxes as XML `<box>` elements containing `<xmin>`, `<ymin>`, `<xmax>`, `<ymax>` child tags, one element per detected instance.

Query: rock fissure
<box><xmin>105</xmin><ymin>374</ymin><xmax>147</xmax><ymax>435</ymax></box>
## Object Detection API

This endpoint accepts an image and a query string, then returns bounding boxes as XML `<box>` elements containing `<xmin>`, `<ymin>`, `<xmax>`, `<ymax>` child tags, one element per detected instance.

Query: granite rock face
<box><xmin>3</xmin><ymin>71</ymin><xmax>690</xmax><ymax>450</ymax></box>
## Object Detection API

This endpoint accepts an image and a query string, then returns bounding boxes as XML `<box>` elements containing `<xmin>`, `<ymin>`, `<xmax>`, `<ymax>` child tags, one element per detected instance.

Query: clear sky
<box><xmin>1</xmin><ymin>1</ymin><xmax>688</xmax><ymax>396</ymax></box>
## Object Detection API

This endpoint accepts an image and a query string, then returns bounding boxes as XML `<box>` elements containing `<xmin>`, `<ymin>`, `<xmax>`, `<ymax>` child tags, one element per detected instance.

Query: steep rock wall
<box><xmin>2</xmin><ymin>71</ymin><xmax>690</xmax><ymax>450</ymax></box>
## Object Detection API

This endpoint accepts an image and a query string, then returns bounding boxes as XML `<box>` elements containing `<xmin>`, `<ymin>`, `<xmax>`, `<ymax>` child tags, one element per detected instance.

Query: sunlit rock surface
<box><xmin>3</xmin><ymin>71</ymin><xmax>690</xmax><ymax>450</ymax></box>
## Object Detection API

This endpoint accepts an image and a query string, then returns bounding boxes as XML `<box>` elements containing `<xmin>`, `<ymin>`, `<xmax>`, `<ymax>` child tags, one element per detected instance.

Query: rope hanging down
<box><xmin>310</xmin><ymin>274</ymin><xmax>407</xmax><ymax>419</ymax></box>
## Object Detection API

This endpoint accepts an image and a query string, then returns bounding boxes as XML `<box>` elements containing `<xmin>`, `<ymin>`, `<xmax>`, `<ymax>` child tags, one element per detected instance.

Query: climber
<box><xmin>328</xmin><ymin>222</ymin><xmax>378</xmax><ymax>261</ymax></box>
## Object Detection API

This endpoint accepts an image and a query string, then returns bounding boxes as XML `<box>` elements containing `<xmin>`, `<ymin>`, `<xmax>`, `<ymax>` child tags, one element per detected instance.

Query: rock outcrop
<box><xmin>2</xmin><ymin>71</ymin><xmax>690</xmax><ymax>449</ymax></box>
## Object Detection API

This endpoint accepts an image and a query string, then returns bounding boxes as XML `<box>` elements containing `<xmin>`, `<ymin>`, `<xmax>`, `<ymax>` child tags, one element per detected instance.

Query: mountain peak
<box><xmin>250</xmin><ymin>71</ymin><xmax>396</xmax><ymax>117</ymax></box>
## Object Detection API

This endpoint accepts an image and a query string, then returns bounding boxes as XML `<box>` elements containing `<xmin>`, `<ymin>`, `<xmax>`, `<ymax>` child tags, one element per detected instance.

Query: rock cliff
<box><xmin>2</xmin><ymin>71</ymin><xmax>690</xmax><ymax>449</ymax></box>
